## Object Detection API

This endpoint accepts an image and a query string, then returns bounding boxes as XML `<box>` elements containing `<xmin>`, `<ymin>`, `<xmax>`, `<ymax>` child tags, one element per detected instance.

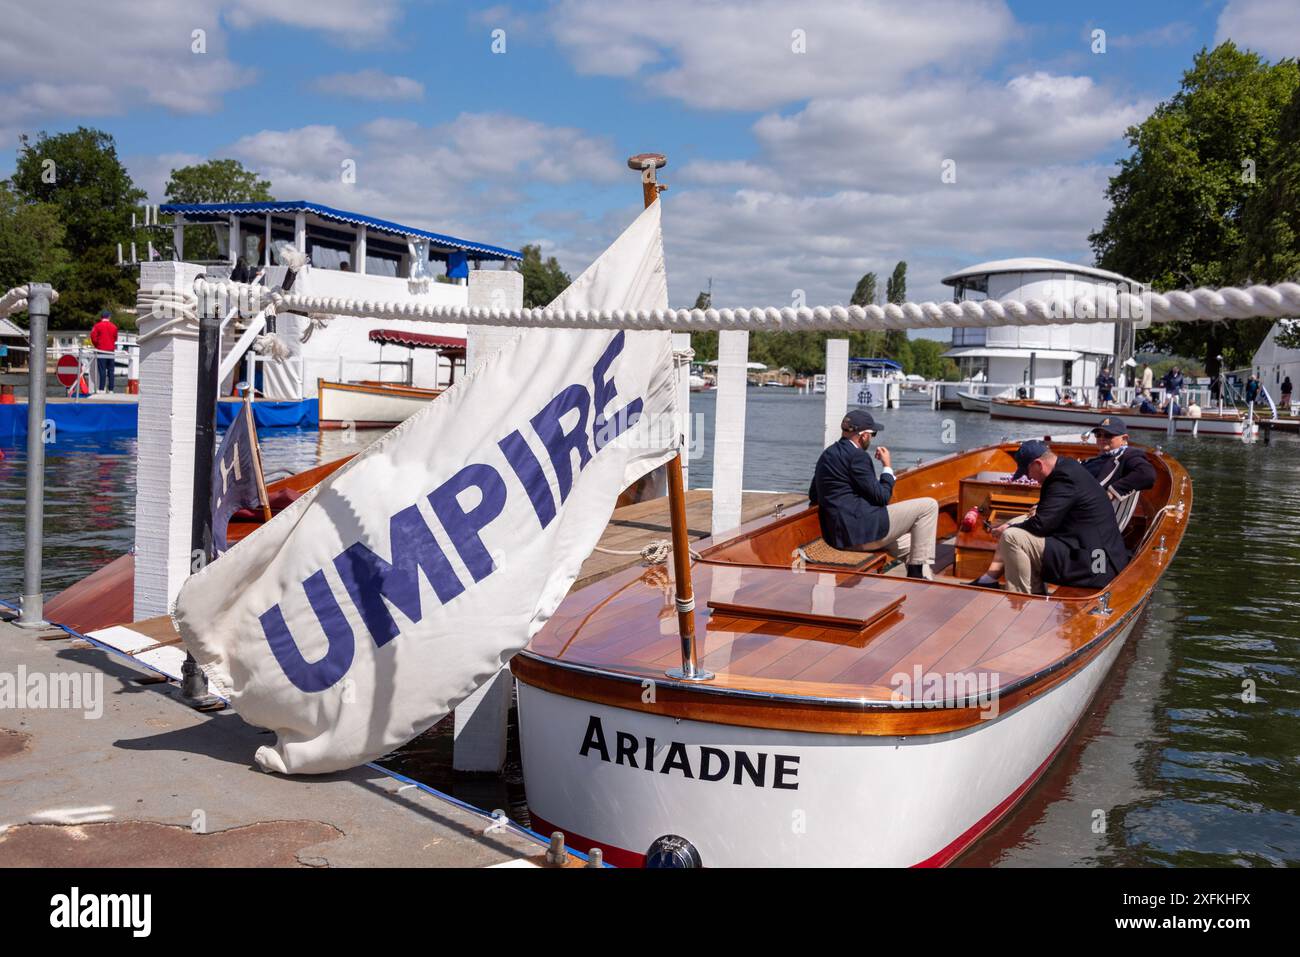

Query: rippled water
<box><xmin>2</xmin><ymin>389</ymin><xmax>1296</xmax><ymax>865</ymax></box>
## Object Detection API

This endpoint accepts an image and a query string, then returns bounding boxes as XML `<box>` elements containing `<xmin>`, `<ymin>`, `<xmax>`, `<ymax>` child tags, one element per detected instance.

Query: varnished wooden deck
<box><xmin>516</xmin><ymin>443</ymin><xmax>1194</xmax><ymax>735</ymax></box>
<box><xmin>574</xmin><ymin>489</ymin><xmax>807</xmax><ymax>590</ymax></box>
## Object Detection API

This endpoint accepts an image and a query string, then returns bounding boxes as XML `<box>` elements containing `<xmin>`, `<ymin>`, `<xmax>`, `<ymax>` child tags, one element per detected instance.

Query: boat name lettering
<box><xmin>578</xmin><ymin>715</ymin><xmax>800</xmax><ymax>789</ymax></box>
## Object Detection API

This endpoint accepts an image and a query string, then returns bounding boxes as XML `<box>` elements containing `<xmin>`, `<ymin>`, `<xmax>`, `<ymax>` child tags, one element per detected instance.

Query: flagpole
<box><xmin>629</xmin><ymin>153</ymin><xmax>712</xmax><ymax>683</ymax></box>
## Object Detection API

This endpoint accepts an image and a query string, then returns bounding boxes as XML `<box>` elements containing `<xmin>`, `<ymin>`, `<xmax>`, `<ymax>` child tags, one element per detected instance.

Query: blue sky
<box><xmin>2</xmin><ymin>0</ymin><xmax>1297</xmax><ymax>311</ymax></box>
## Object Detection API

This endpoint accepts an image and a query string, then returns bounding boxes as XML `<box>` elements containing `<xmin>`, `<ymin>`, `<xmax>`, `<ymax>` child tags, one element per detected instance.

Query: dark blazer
<box><xmin>1082</xmin><ymin>445</ymin><xmax>1156</xmax><ymax>497</ymax></box>
<box><xmin>1018</xmin><ymin>456</ymin><xmax>1129</xmax><ymax>589</ymax></box>
<box><xmin>808</xmin><ymin>438</ymin><xmax>895</xmax><ymax>548</ymax></box>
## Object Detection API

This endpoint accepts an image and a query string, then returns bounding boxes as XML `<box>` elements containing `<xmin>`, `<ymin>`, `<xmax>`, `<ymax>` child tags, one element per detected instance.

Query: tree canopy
<box><xmin>1090</xmin><ymin>42</ymin><xmax>1300</xmax><ymax>370</ymax></box>
<box><xmin>161</xmin><ymin>158</ymin><xmax>274</xmax><ymax>262</ymax></box>
<box><xmin>520</xmin><ymin>243</ymin><xmax>572</xmax><ymax>308</ymax></box>
<box><xmin>6</xmin><ymin>127</ymin><xmax>146</xmax><ymax>327</ymax></box>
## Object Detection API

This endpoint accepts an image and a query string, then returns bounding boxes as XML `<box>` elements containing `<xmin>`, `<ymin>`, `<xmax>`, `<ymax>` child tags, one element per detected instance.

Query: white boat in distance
<box><xmin>957</xmin><ymin>390</ymin><xmax>991</xmax><ymax>412</ymax></box>
<box><xmin>989</xmin><ymin>397</ymin><xmax>1256</xmax><ymax>438</ymax></box>
<box><xmin>317</xmin><ymin>328</ymin><xmax>464</xmax><ymax>429</ymax></box>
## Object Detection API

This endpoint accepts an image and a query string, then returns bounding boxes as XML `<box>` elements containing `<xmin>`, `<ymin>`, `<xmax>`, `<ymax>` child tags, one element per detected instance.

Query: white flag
<box><xmin>173</xmin><ymin>202</ymin><xmax>679</xmax><ymax>773</ymax></box>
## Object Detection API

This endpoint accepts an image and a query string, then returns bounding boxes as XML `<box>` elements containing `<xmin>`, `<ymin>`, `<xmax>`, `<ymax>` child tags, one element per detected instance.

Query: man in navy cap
<box><xmin>808</xmin><ymin>409</ymin><xmax>939</xmax><ymax>579</ymax></box>
<box><xmin>968</xmin><ymin>439</ymin><xmax>1129</xmax><ymax>593</ymax></box>
<box><xmin>1081</xmin><ymin>416</ymin><xmax>1155</xmax><ymax>498</ymax></box>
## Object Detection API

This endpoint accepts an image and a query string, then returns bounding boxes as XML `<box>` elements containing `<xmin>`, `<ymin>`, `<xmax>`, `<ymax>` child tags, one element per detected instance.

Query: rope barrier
<box><xmin>0</xmin><ymin>285</ymin><xmax>59</xmax><ymax>318</ymax></box>
<box><xmin>187</xmin><ymin>278</ymin><xmax>1300</xmax><ymax>332</ymax></box>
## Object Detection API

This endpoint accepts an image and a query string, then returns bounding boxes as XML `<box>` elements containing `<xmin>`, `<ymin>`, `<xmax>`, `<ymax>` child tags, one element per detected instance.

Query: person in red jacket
<box><xmin>90</xmin><ymin>309</ymin><xmax>118</xmax><ymax>393</ymax></box>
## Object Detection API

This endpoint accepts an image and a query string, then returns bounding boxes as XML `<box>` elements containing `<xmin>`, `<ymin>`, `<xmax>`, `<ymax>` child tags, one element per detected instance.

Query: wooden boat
<box><xmin>42</xmin><ymin>456</ymin><xmax>354</xmax><ymax>635</ymax></box>
<box><xmin>989</xmin><ymin>396</ymin><xmax>1255</xmax><ymax>438</ymax></box>
<box><xmin>317</xmin><ymin>328</ymin><xmax>465</xmax><ymax>430</ymax></box>
<box><xmin>318</xmin><ymin>378</ymin><xmax>444</xmax><ymax>430</ymax></box>
<box><xmin>512</xmin><ymin>440</ymin><xmax>1192</xmax><ymax>867</ymax></box>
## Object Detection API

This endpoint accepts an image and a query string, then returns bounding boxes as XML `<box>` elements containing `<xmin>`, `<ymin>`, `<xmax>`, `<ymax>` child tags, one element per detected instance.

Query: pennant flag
<box><xmin>173</xmin><ymin>201</ymin><xmax>679</xmax><ymax>773</ymax></box>
<box><xmin>211</xmin><ymin>398</ymin><xmax>270</xmax><ymax>555</ymax></box>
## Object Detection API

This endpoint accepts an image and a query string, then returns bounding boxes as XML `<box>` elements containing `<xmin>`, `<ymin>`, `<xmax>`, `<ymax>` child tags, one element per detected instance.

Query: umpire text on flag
<box><xmin>173</xmin><ymin>201</ymin><xmax>679</xmax><ymax>773</ymax></box>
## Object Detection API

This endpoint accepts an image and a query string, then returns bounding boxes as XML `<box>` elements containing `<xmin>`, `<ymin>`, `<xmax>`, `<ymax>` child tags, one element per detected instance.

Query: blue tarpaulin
<box><xmin>0</xmin><ymin>398</ymin><xmax>318</xmax><ymax>443</ymax></box>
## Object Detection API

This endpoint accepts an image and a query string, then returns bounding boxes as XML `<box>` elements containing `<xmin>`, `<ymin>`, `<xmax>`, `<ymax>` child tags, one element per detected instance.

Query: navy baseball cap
<box><xmin>1011</xmin><ymin>439</ymin><xmax>1051</xmax><ymax>480</ymax></box>
<box><xmin>1091</xmin><ymin>415</ymin><xmax>1127</xmax><ymax>436</ymax></box>
<box><xmin>842</xmin><ymin>409</ymin><xmax>882</xmax><ymax>434</ymax></box>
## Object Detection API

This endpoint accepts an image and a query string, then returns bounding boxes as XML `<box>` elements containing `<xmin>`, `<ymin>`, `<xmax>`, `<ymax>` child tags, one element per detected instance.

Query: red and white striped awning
<box><xmin>368</xmin><ymin>329</ymin><xmax>467</xmax><ymax>354</ymax></box>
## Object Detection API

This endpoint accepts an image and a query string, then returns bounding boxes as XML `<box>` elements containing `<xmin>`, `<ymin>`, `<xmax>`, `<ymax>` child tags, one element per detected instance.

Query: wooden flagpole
<box><xmin>244</xmin><ymin>389</ymin><xmax>273</xmax><ymax>522</ymax></box>
<box><xmin>628</xmin><ymin>153</ymin><xmax>711</xmax><ymax>682</ymax></box>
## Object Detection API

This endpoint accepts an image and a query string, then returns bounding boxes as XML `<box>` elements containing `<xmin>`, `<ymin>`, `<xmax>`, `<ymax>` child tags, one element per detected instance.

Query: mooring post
<box><xmin>178</xmin><ymin>304</ymin><xmax>223</xmax><ymax>710</ymax></box>
<box><xmin>823</xmin><ymin>338</ymin><xmax>849</xmax><ymax>449</ymax></box>
<box><xmin>17</xmin><ymin>283</ymin><xmax>52</xmax><ymax>628</ymax></box>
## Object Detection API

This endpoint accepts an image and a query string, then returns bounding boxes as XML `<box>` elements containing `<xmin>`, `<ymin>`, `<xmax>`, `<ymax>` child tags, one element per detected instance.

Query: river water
<box><xmin>1</xmin><ymin>389</ymin><xmax>1296</xmax><ymax>866</ymax></box>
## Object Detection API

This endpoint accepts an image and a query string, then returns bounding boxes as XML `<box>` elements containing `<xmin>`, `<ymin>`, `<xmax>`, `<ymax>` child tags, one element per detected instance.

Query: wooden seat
<box><xmin>797</xmin><ymin>538</ymin><xmax>885</xmax><ymax>570</ymax></box>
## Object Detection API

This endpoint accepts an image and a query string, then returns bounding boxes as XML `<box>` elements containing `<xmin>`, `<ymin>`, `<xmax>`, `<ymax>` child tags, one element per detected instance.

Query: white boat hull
<box><xmin>957</xmin><ymin>391</ymin><xmax>991</xmax><ymax>413</ymax></box>
<box><xmin>989</xmin><ymin>398</ymin><xmax>1253</xmax><ymax>437</ymax></box>
<box><xmin>517</xmin><ymin>613</ymin><xmax>1139</xmax><ymax>867</ymax></box>
<box><xmin>318</xmin><ymin>380</ymin><xmax>439</xmax><ymax>429</ymax></box>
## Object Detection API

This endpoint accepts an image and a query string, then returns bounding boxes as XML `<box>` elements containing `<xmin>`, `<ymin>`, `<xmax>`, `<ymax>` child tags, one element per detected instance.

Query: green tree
<box><xmin>7</xmin><ymin>127</ymin><xmax>146</xmax><ymax>328</ymax></box>
<box><xmin>909</xmin><ymin>338</ymin><xmax>959</xmax><ymax>380</ymax></box>
<box><xmin>1089</xmin><ymin>43</ymin><xmax>1300</xmax><ymax>371</ymax></box>
<box><xmin>1239</xmin><ymin>86</ymin><xmax>1300</xmax><ymax>348</ymax></box>
<box><xmin>883</xmin><ymin>260</ymin><xmax>911</xmax><ymax>370</ymax></box>
<box><xmin>0</xmin><ymin>185</ymin><xmax>69</xmax><ymax>300</ymax></box>
<box><xmin>519</xmin><ymin>244</ymin><xmax>572</xmax><ymax>308</ymax></box>
<box><xmin>164</xmin><ymin>159</ymin><xmax>273</xmax><ymax>205</ymax></box>
<box><xmin>161</xmin><ymin>158</ymin><xmax>274</xmax><ymax>262</ymax></box>
<box><xmin>851</xmin><ymin>271</ymin><xmax>877</xmax><ymax>307</ymax></box>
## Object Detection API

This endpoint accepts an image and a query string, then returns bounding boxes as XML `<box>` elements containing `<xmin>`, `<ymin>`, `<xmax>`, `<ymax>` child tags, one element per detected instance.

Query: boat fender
<box><xmin>959</xmin><ymin>506</ymin><xmax>982</xmax><ymax>532</ymax></box>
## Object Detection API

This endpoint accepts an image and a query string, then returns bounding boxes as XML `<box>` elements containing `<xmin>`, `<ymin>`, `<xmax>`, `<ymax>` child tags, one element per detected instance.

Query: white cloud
<box><xmin>0</xmin><ymin>1</ymin><xmax>253</xmax><ymax>124</ymax></box>
<box><xmin>223</xmin><ymin>0</ymin><xmax>405</xmax><ymax>46</ymax></box>
<box><xmin>313</xmin><ymin>70</ymin><xmax>425</xmax><ymax>101</ymax></box>
<box><xmin>549</xmin><ymin>0</ymin><xmax>1018</xmax><ymax>111</ymax></box>
<box><xmin>208</xmin><ymin>114</ymin><xmax>623</xmax><ymax>244</ymax></box>
<box><xmin>1215</xmin><ymin>0</ymin><xmax>1300</xmax><ymax>61</ymax></box>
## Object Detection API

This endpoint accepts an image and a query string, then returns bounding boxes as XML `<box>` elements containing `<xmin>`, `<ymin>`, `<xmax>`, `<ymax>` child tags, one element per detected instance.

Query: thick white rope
<box><xmin>0</xmin><ymin>285</ymin><xmax>59</xmax><ymax>318</ymax></box>
<box><xmin>136</xmin><ymin>286</ymin><xmax>200</xmax><ymax>343</ymax></box>
<box><xmin>190</xmin><ymin>280</ymin><xmax>1300</xmax><ymax>331</ymax></box>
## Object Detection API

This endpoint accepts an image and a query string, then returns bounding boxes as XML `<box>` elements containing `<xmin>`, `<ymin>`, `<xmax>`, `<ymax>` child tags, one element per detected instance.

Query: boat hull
<box><xmin>957</xmin><ymin>391</ymin><xmax>990</xmax><ymax>412</ymax></box>
<box><xmin>989</xmin><ymin>398</ymin><xmax>1252</xmax><ymax>437</ymax></box>
<box><xmin>318</xmin><ymin>379</ymin><xmax>441</xmax><ymax>429</ymax></box>
<box><xmin>517</xmin><ymin>611</ymin><xmax>1140</xmax><ymax>868</ymax></box>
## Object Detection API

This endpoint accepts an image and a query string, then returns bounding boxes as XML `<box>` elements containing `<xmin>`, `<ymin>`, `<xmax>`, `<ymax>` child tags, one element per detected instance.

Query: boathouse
<box><xmin>941</xmin><ymin>258</ymin><xmax>1141</xmax><ymax>400</ymax></box>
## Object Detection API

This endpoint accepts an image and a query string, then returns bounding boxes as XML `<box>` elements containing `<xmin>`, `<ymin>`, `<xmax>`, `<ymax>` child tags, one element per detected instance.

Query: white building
<box><xmin>160</xmin><ymin>200</ymin><xmax>522</xmax><ymax>401</ymax></box>
<box><xmin>1251</xmin><ymin>321</ymin><xmax>1300</xmax><ymax>403</ymax></box>
<box><xmin>941</xmin><ymin>258</ymin><xmax>1141</xmax><ymax>400</ymax></box>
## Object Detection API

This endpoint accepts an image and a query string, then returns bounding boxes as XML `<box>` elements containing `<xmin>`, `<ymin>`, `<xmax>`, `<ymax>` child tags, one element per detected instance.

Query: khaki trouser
<box><xmin>996</xmin><ymin>525</ymin><xmax>1047</xmax><ymax>594</ymax></box>
<box><xmin>852</xmin><ymin>497</ymin><xmax>939</xmax><ymax>566</ymax></box>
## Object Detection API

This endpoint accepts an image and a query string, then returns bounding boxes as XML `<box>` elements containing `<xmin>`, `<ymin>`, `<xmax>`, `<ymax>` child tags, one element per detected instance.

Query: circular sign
<box><xmin>56</xmin><ymin>354</ymin><xmax>80</xmax><ymax>388</ymax></box>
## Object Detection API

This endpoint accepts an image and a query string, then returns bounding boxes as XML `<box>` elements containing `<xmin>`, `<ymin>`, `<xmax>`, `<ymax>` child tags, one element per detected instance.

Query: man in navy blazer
<box><xmin>808</xmin><ymin>409</ymin><xmax>940</xmax><ymax>579</ymax></box>
<box><xmin>1081</xmin><ymin>416</ymin><xmax>1155</xmax><ymax>498</ymax></box>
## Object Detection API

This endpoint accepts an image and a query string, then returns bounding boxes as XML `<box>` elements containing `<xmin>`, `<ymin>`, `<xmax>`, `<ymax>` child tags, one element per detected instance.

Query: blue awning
<box><xmin>159</xmin><ymin>200</ymin><xmax>521</xmax><ymax>262</ymax></box>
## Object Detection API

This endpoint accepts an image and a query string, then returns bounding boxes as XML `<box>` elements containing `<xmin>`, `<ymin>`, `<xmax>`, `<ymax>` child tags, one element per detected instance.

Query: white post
<box><xmin>672</xmin><ymin>331</ymin><xmax>692</xmax><ymax>489</ymax></box>
<box><xmin>263</xmin><ymin>216</ymin><xmax>272</xmax><ymax>266</ymax></box>
<box><xmin>229</xmin><ymin>214</ymin><xmax>239</xmax><ymax>265</ymax></box>
<box><xmin>824</xmin><ymin>338</ymin><xmax>849</xmax><ymax>448</ymax></box>
<box><xmin>463</xmin><ymin>269</ymin><xmax>523</xmax><ymax>373</ymax></box>
<box><xmin>355</xmin><ymin>225</ymin><xmax>367</xmax><ymax>275</ymax></box>
<box><xmin>711</xmin><ymin>329</ymin><xmax>748</xmax><ymax>536</ymax></box>
<box><xmin>452</xmin><ymin>266</ymin><xmax>524</xmax><ymax>773</ymax></box>
<box><xmin>294</xmin><ymin>211</ymin><xmax>306</xmax><ymax>254</ymax></box>
<box><xmin>133</xmin><ymin>261</ymin><xmax>206</xmax><ymax>619</ymax></box>
<box><xmin>172</xmin><ymin>215</ymin><xmax>184</xmax><ymax>262</ymax></box>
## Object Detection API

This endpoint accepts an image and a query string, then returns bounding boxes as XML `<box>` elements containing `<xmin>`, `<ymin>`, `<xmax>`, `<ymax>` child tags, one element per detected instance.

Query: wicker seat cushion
<box><xmin>798</xmin><ymin>538</ymin><xmax>880</xmax><ymax>569</ymax></box>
